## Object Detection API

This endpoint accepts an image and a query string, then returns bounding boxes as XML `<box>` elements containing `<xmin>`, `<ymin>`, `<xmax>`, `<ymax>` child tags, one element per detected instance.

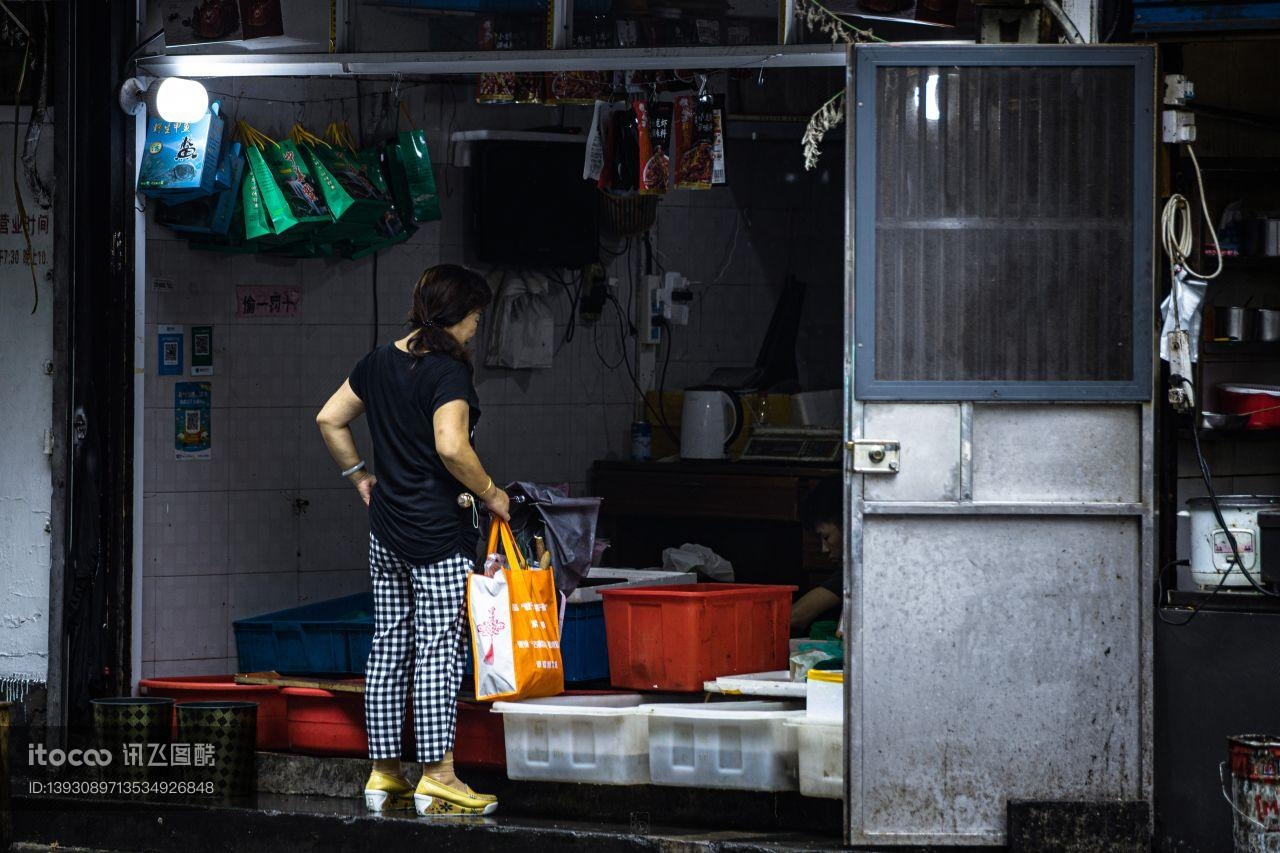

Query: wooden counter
<box><xmin>589</xmin><ymin>460</ymin><xmax>840</xmax><ymax>589</ymax></box>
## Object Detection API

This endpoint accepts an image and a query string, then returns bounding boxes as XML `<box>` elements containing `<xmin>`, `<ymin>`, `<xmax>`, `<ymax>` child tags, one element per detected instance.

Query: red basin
<box><xmin>139</xmin><ymin>675</ymin><xmax>288</xmax><ymax>750</ymax></box>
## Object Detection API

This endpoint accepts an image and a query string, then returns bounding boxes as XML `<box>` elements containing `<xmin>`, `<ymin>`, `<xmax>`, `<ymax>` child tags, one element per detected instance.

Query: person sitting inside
<box><xmin>790</xmin><ymin>478</ymin><xmax>844</xmax><ymax>637</ymax></box>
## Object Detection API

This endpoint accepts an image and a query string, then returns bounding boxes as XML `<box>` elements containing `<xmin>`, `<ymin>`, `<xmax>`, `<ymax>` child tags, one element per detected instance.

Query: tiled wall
<box><xmin>141</xmin><ymin>77</ymin><xmax>844</xmax><ymax>678</ymax></box>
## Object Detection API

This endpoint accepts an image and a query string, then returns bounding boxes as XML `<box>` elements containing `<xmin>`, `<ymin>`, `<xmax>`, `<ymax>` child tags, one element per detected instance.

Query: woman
<box><xmin>316</xmin><ymin>264</ymin><xmax>508</xmax><ymax>817</ymax></box>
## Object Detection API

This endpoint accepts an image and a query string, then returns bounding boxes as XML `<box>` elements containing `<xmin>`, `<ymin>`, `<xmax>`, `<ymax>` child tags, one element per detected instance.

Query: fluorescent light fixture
<box><xmin>925</xmin><ymin>71</ymin><xmax>940</xmax><ymax>122</ymax></box>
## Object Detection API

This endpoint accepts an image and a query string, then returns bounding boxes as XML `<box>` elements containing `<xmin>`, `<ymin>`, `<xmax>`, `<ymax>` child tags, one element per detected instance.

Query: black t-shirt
<box><xmin>348</xmin><ymin>345</ymin><xmax>481</xmax><ymax>565</ymax></box>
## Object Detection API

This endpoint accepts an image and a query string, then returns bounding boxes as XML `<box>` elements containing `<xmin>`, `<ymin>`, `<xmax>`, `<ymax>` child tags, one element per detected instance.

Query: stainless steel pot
<box><xmin>1258</xmin><ymin>308</ymin><xmax>1280</xmax><ymax>342</ymax></box>
<box><xmin>1216</xmin><ymin>306</ymin><xmax>1255</xmax><ymax>341</ymax></box>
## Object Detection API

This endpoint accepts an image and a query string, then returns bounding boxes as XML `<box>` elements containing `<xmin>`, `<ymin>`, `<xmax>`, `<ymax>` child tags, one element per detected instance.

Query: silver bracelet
<box><xmin>341</xmin><ymin>460</ymin><xmax>366</xmax><ymax>478</ymax></box>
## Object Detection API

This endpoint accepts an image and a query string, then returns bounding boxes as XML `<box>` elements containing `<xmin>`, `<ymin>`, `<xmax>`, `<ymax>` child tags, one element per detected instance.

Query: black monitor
<box><xmin>473</xmin><ymin>139</ymin><xmax>600</xmax><ymax>270</ymax></box>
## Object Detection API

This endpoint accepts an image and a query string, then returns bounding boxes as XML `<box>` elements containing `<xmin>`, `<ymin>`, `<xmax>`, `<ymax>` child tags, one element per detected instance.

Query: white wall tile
<box><xmin>153</xmin><ymin>574</ymin><xmax>229</xmax><ymax>661</ymax></box>
<box><xmin>297</xmin><ymin>488</ymin><xmax>369</xmax><ymax>574</ymax></box>
<box><xmin>298</xmin><ymin>570</ymin><xmax>370</xmax><ymax>604</ymax></box>
<box><xmin>225</xmin><ymin>325</ymin><xmax>307</xmax><ymax>407</ymax></box>
<box><xmin>226</xmin><ymin>408</ymin><xmax>301</xmax><ymax>490</ymax></box>
<box><xmin>228</xmin><ymin>490</ymin><xmax>300</xmax><ymax>574</ymax></box>
<box><xmin>144</xmin><ymin>492</ymin><xmax>229</xmax><ymax>578</ymax></box>
<box><xmin>298</xmin><ymin>324</ymin><xmax>371</xmax><ymax>412</ymax></box>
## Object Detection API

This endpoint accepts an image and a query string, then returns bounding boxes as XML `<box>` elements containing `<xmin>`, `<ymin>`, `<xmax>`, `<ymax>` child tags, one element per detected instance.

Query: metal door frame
<box><xmin>842</xmin><ymin>44</ymin><xmax>1157</xmax><ymax>846</ymax></box>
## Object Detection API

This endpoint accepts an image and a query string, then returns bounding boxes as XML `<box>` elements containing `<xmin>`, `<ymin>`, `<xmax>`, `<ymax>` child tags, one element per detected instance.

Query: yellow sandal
<box><xmin>413</xmin><ymin>774</ymin><xmax>499</xmax><ymax>816</ymax></box>
<box><xmin>363</xmin><ymin>770</ymin><xmax>416</xmax><ymax>812</ymax></box>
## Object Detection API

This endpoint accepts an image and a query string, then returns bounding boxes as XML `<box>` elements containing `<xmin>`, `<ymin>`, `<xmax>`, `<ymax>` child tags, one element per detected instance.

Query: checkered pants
<box><xmin>365</xmin><ymin>531</ymin><xmax>473</xmax><ymax>763</ymax></box>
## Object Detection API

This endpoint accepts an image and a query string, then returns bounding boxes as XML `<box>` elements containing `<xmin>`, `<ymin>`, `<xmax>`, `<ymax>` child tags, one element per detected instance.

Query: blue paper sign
<box><xmin>158</xmin><ymin>325</ymin><xmax>183</xmax><ymax>376</ymax></box>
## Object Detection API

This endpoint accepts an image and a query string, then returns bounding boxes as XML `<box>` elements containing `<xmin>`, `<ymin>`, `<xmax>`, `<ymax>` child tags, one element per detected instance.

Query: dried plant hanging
<box><xmin>795</xmin><ymin>0</ymin><xmax>881</xmax><ymax>43</ymax></box>
<box><xmin>794</xmin><ymin>0</ymin><xmax>886</xmax><ymax>170</ymax></box>
<box><xmin>803</xmin><ymin>90</ymin><xmax>846</xmax><ymax>171</ymax></box>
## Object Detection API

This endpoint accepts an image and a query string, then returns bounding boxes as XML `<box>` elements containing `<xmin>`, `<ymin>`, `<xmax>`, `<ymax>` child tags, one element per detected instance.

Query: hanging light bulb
<box><xmin>153</xmin><ymin>78</ymin><xmax>209</xmax><ymax>124</ymax></box>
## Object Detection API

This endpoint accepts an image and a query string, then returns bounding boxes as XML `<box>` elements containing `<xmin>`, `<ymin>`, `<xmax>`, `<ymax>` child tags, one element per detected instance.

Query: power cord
<box><xmin>605</xmin><ymin>291</ymin><xmax>678</xmax><ymax>445</ymax></box>
<box><xmin>1161</xmin><ymin>145</ymin><xmax>1222</xmax><ymax>282</ymax></box>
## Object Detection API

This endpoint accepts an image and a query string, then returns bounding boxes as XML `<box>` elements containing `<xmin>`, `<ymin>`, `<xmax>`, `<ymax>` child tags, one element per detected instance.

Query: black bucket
<box><xmin>91</xmin><ymin>697</ymin><xmax>174</xmax><ymax>783</ymax></box>
<box><xmin>175</xmin><ymin>701</ymin><xmax>257</xmax><ymax>799</ymax></box>
<box><xmin>1</xmin><ymin>702</ymin><xmax>12</xmax><ymax>849</ymax></box>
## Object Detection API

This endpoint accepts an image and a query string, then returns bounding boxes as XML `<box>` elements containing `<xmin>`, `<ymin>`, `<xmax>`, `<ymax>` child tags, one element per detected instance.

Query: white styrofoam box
<box><xmin>566</xmin><ymin>568</ymin><xmax>697</xmax><ymax>603</ymax></box>
<box><xmin>806</xmin><ymin>670</ymin><xmax>842</xmax><ymax>722</ymax></box>
<box><xmin>785</xmin><ymin>718</ymin><xmax>844</xmax><ymax>799</ymax></box>
<box><xmin>492</xmin><ymin>694</ymin><xmax>657</xmax><ymax>785</ymax></box>
<box><xmin>704</xmin><ymin>670</ymin><xmax>806</xmax><ymax>699</ymax></box>
<box><xmin>644</xmin><ymin>700</ymin><xmax>805</xmax><ymax>792</ymax></box>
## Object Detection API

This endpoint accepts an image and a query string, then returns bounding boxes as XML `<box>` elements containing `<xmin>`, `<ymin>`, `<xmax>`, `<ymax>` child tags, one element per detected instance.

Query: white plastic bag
<box><xmin>661</xmin><ymin>543</ymin><xmax>734</xmax><ymax>582</ymax></box>
<box><xmin>1159</xmin><ymin>268</ymin><xmax>1208</xmax><ymax>364</ymax></box>
<box><xmin>485</xmin><ymin>271</ymin><xmax>555</xmax><ymax>370</ymax></box>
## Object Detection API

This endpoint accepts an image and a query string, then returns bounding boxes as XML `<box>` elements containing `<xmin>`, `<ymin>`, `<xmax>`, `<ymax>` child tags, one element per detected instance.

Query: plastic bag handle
<box><xmin>398</xmin><ymin>101</ymin><xmax>418</xmax><ymax>131</ymax></box>
<box><xmin>486</xmin><ymin>518</ymin><xmax>529</xmax><ymax>572</ymax></box>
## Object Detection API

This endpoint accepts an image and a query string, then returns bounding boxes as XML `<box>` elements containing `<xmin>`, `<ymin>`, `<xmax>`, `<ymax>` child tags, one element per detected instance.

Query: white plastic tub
<box><xmin>785</xmin><ymin>717</ymin><xmax>844</xmax><ymax>799</ymax></box>
<box><xmin>806</xmin><ymin>668</ymin><xmax>842</xmax><ymax>722</ymax></box>
<box><xmin>566</xmin><ymin>568</ymin><xmax>696</xmax><ymax>604</ymax></box>
<box><xmin>644</xmin><ymin>700</ymin><xmax>805</xmax><ymax>791</ymax></box>
<box><xmin>492</xmin><ymin>693</ymin><xmax>691</xmax><ymax>785</ymax></box>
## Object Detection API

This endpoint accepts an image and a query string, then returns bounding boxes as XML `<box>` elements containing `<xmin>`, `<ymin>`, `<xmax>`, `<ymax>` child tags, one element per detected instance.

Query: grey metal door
<box><xmin>844</xmin><ymin>45</ymin><xmax>1155</xmax><ymax>846</ymax></box>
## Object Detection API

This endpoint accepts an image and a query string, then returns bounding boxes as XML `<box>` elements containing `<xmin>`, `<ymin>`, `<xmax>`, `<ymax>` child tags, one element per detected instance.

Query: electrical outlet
<box><xmin>641</xmin><ymin>275</ymin><xmax>663</xmax><ymax>345</ymax></box>
<box><xmin>660</xmin><ymin>272</ymin><xmax>693</xmax><ymax>326</ymax></box>
<box><xmin>578</xmin><ymin>263</ymin><xmax>608</xmax><ymax>322</ymax></box>
<box><xmin>1163</xmin><ymin>74</ymin><xmax>1194</xmax><ymax>106</ymax></box>
<box><xmin>1162</xmin><ymin>109</ymin><xmax>1196</xmax><ymax>144</ymax></box>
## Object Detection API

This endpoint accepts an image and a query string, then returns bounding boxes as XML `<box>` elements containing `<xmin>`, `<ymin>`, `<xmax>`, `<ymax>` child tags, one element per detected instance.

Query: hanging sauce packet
<box><xmin>673</xmin><ymin>95</ymin><xmax>715</xmax><ymax>190</ymax></box>
<box><xmin>636</xmin><ymin>100</ymin><xmax>672</xmax><ymax>195</ymax></box>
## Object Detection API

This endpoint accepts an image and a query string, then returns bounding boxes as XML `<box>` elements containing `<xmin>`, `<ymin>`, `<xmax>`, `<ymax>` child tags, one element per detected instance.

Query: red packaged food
<box><xmin>673</xmin><ymin>95</ymin><xmax>714</xmax><ymax>190</ymax></box>
<box><xmin>547</xmin><ymin>71</ymin><xmax>611</xmax><ymax>106</ymax></box>
<box><xmin>636</xmin><ymin>101</ymin><xmax>672</xmax><ymax>195</ymax></box>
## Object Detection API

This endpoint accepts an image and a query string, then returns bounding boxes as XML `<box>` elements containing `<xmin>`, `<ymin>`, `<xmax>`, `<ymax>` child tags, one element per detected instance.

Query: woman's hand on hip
<box><xmin>484</xmin><ymin>487</ymin><xmax>510</xmax><ymax>521</ymax></box>
<box><xmin>354</xmin><ymin>473</ymin><xmax>377</xmax><ymax>506</ymax></box>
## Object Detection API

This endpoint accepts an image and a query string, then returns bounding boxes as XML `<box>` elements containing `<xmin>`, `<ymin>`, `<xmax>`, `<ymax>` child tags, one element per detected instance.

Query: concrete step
<box><xmin>12</xmin><ymin>790</ymin><xmax>865</xmax><ymax>853</ymax></box>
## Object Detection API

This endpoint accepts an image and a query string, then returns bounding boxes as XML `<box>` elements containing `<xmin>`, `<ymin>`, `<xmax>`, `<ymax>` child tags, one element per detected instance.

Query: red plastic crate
<box><xmin>599</xmin><ymin>584</ymin><xmax>797</xmax><ymax>692</ymax></box>
<box><xmin>139</xmin><ymin>675</ymin><xmax>289</xmax><ymax>750</ymax></box>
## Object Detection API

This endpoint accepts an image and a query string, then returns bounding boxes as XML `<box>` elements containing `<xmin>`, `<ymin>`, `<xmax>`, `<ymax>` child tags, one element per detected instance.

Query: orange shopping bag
<box><xmin>468</xmin><ymin>518</ymin><xmax>564</xmax><ymax>702</ymax></box>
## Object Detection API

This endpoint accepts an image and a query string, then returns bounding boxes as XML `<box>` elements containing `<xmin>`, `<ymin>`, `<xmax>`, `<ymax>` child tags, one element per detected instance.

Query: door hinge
<box><xmin>848</xmin><ymin>439</ymin><xmax>900</xmax><ymax>474</ymax></box>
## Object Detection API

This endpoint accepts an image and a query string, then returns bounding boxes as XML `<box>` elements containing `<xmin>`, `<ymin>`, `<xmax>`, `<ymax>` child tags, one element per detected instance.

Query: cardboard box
<box><xmin>138</xmin><ymin>106</ymin><xmax>225</xmax><ymax>197</ymax></box>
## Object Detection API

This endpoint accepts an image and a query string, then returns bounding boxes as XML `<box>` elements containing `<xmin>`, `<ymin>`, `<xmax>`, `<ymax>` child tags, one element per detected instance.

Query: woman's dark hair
<box><xmin>800</xmin><ymin>478</ymin><xmax>842</xmax><ymax>531</ymax></box>
<box><xmin>405</xmin><ymin>263</ymin><xmax>492</xmax><ymax>362</ymax></box>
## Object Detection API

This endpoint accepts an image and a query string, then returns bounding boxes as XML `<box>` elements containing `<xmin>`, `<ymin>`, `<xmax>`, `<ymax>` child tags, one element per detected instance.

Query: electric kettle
<box><xmin>680</xmin><ymin>387</ymin><xmax>743</xmax><ymax>460</ymax></box>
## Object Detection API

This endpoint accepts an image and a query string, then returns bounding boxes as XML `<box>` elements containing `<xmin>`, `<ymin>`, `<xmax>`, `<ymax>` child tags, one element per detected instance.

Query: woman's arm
<box><xmin>434</xmin><ymin>399</ymin><xmax>510</xmax><ymax>521</ymax></box>
<box><xmin>316</xmin><ymin>379</ymin><xmax>376</xmax><ymax>506</ymax></box>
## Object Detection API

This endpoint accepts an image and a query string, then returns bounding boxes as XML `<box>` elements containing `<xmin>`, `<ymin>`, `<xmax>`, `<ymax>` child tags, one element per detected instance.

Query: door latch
<box><xmin>847</xmin><ymin>439</ymin><xmax>900</xmax><ymax>474</ymax></box>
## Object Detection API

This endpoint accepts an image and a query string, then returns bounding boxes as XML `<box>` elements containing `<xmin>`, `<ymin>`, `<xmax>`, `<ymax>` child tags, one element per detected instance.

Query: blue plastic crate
<box><xmin>233</xmin><ymin>592</ymin><xmax>374</xmax><ymax>675</ymax></box>
<box><xmin>463</xmin><ymin>600</ymin><xmax>609</xmax><ymax>683</ymax></box>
